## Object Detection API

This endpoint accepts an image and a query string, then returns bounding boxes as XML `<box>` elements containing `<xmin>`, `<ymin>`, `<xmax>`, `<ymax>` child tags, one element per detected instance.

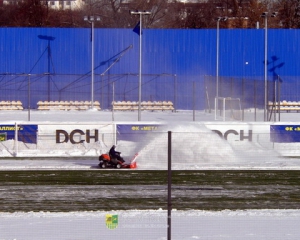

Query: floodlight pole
<box><xmin>84</xmin><ymin>16</ymin><xmax>100</xmax><ymax>110</ymax></box>
<box><xmin>130</xmin><ymin>10</ymin><xmax>151</xmax><ymax>121</ymax></box>
<box><xmin>262</xmin><ymin>12</ymin><xmax>268</xmax><ymax>121</ymax></box>
<box><xmin>112</xmin><ymin>81</ymin><xmax>115</xmax><ymax>122</ymax></box>
<box><xmin>215</xmin><ymin>17</ymin><xmax>227</xmax><ymax>120</ymax></box>
<box><xmin>261</xmin><ymin>12</ymin><xmax>277</xmax><ymax>121</ymax></box>
<box><xmin>28</xmin><ymin>74</ymin><xmax>31</xmax><ymax>121</ymax></box>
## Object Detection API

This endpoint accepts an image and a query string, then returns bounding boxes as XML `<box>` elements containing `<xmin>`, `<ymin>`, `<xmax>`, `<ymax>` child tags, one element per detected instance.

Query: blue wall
<box><xmin>0</xmin><ymin>28</ymin><xmax>299</xmax><ymax>109</ymax></box>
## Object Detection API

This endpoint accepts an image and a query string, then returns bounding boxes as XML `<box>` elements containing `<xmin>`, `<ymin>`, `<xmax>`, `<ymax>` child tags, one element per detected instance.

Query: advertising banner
<box><xmin>0</xmin><ymin>125</ymin><xmax>38</xmax><ymax>143</ymax></box>
<box><xmin>270</xmin><ymin>125</ymin><xmax>300</xmax><ymax>143</ymax></box>
<box><xmin>38</xmin><ymin>124</ymin><xmax>114</xmax><ymax>145</ymax></box>
<box><xmin>117</xmin><ymin>124</ymin><xmax>163</xmax><ymax>142</ymax></box>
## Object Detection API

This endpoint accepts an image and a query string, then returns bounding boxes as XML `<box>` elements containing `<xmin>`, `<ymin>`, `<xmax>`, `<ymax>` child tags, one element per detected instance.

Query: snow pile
<box><xmin>132</xmin><ymin>122</ymin><xmax>283</xmax><ymax>170</ymax></box>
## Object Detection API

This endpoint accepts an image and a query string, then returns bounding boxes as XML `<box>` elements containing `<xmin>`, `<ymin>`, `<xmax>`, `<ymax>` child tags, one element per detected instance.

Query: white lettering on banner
<box><xmin>212</xmin><ymin>130</ymin><xmax>252</xmax><ymax>141</ymax></box>
<box><xmin>56</xmin><ymin>129</ymin><xmax>99</xmax><ymax>144</ymax></box>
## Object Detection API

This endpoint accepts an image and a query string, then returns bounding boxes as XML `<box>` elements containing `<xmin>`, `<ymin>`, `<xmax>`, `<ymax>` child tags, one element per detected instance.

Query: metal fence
<box><xmin>204</xmin><ymin>75</ymin><xmax>290</xmax><ymax>121</ymax></box>
<box><xmin>1</xmin><ymin>73</ymin><xmax>300</xmax><ymax>120</ymax></box>
<box><xmin>0</xmin><ymin>73</ymin><xmax>177</xmax><ymax>110</ymax></box>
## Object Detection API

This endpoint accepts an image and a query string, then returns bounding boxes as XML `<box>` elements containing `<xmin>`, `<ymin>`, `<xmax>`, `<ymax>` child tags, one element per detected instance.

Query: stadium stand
<box><xmin>37</xmin><ymin>101</ymin><xmax>101</xmax><ymax>111</ymax></box>
<box><xmin>112</xmin><ymin>100</ymin><xmax>174</xmax><ymax>111</ymax></box>
<box><xmin>0</xmin><ymin>101</ymin><xmax>23</xmax><ymax>110</ymax></box>
<box><xmin>268</xmin><ymin>100</ymin><xmax>300</xmax><ymax>112</ymax></box>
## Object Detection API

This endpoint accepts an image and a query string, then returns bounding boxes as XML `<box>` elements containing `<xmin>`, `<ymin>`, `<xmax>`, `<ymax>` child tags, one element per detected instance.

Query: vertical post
<box><xmin>230</xmin><ymin>77</ymin><xmax>233</xmax><ymax>99</ymax></box>
<box><xmin>278</xmin><ymin>75</ymin><xmax>281</xmax><ymax>122</ymax></box>
<box><xmin>167</xmin><ymin>131</ymin><xmax>172</xmax><ymax>240</ymax></box>
<box><xmin>138</xmin><ymin>13</ymin><xmax>142</xmax><ymax>121</ymax></box>
<box><xmin>193</xmin><ymin>81</ymin><xmax>195</xmax><ymax>121</ymax></box>
<box><xmin>84</xmin><ymin>16</ymin><xmax>100</xmax><ymax>110</ymax></box>
<box><xmin>242</xmin><ymin>78</ymin><xmax>244</xmax><ymax>121</ymax></box>
<box><xmin>274</xmin><ymin>77</ymin><xmax>277</xmax><ymax>122</ymax></box>
<box><xmin>215</xmin><ymin>19</ymin><xmax>220</xmax><ymax>120</ymax></box>
<box><xmin>101</xmin><ymin>74</ymin><xmax>103</xmax><ymax>109</ymax></box>
<box><xmin>28</xmin><ymin>74</ymin><xmax>31</xmax><ymax>121</ymax></box>
<box><xmin>91</xmin><ymin>20</ymin><xmax>95</xmax><ymax>110</ymax></box>
<box><xmin>215</xmin><ymin>17</ymin><xmax>227</xmax><ymax>120</ymax></box>
<box><xmin>214</xmin><ymin>97</ymin><xmax>217</xmax><ymax>120</ymax></box>
<box><xmin>263</xmin><ymin>14</ymin><xmax>268</xmax><ymax>121</ymax></box>
<box><xmin>47</xmin><ymin>41</ymin><xmax>51</xmax><ymax>102</ymax></box>
<box><xmin>174</xmin><ymin>74</ymin><xmax>177</xmax><ymax>112</ymax></box>
<box><xmin>205</xmin><ymin>75</ymin><xmax>211</xmax><ymax>113</ymax></box>
<box><xmin>14</xmin><ymin>122</ymin><xmax>18</xmax><ymax>157</ymax></box>
<box><xmin>261</xmin><ymin>12</ymin><xmax>277</xmax><ymax>121</ymax></box>
<box><xmin>223</xmin><ymin>98</ymin><xmax>226</xmax><ymax>121</ymax></box>
<box><xmin>254</xmin><ymin>80</ymin><xmax>257</xmax><ymax>121</ymax></box>
<box><xmin>130</xmin><ymin>10</ymin><xmax>151</xmax><ymax>120</ymax></box>
<box><xmin>112</xmin><ymin>81</ymin><xmax>115</xmax><ymax>122</ymax></box>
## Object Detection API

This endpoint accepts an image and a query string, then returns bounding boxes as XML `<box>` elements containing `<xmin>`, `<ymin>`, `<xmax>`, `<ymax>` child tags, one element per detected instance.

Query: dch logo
<box><xmin>106</xmin><ymin>214</ymin><xmax>118</xmax><ymax>230</ymax></box>
<box><xmin>56</xmin><ymin>129</ymin><xmax>99</xmax><ymax>144</ymax></box>
<box><xmin>212</xmin><ymin>129</ymin><xmax>252</xmax><ymax>141</ymax></box>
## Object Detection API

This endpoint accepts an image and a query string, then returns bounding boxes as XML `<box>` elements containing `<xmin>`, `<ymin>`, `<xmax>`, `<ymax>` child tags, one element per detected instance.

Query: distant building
<box><xmin>1</xmin><ymin>0</ymin><xmax>253</xmax><ymax>14</ymax></box>
<box><xmin>2</xmin><ymin>0</ymin><xmax>85</xmax><ymax>10</ymax></box>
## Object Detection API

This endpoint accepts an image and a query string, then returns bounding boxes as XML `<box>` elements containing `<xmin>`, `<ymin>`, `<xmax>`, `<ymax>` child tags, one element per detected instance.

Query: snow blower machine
<box><xmin>98</xmin><ymin>152</ymin><xmax>138</xmax><ymax>169</ymax></box>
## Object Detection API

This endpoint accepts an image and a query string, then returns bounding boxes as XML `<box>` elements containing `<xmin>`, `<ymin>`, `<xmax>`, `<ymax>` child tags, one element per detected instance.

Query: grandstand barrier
<box><xmin>112</xmin><ymin>101</ymin><xmax>175</xmax><ymax>111</ymax></box>
<box><xmin>268</xmin><ymin>100</ymin><xmax>300</xmax><ymax>112</ymax></box>
<box><xmin>0</xmin><ymin>122</ymin><xmax>298</xmax><ymax>158</ymax></box>
<box><xmin>37</xmin><ymin>101</ymin><xmax>101</xmax><ymax>111</ymax></box>
<box><xmin>0</xmin><ymin>101</ymin><xmax>23</xmax><ymax>110</ymax></box>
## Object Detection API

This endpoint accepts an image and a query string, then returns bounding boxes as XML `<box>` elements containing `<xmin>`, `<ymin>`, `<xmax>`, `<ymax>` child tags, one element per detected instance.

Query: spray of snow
<box><xmin>130</xmin><ymin>122</ymin><xmax>239</xmax><ymax>170</ymax></box>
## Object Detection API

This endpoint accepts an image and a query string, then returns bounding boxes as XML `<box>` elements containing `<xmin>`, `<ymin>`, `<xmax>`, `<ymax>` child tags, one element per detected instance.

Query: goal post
<box><xmin>215</xmin><ymin>97</ymin><xmax>242</xmax><ymax>121</ymax></box>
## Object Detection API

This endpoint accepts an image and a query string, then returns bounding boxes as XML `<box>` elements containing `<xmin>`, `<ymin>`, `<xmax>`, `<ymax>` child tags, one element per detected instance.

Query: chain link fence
<box><xmin>0</xmin><ymin>73</ymin><xmax>177</xmax><ymax>110</ymax></box>
<box><xmin>204</xmin><ymin>75</ymin><xmax>293</xmax><ymax>121</ymax></box>
<box><xmin>1</xmin><ymin>73</ymin><xmax>300</xmax><ymax>122</ymax></box>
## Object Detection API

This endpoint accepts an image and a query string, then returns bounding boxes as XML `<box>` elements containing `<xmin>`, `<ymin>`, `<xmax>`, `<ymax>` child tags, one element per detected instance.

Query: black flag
<box><xmin>133</xmin><ymin>21</ymin><xmax>141</xmax><ymax>35</ymax></box>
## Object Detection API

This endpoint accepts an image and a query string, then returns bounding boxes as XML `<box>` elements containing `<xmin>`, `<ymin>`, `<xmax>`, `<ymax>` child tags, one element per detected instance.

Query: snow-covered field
<box><xmin>1</xmin><ymin>209</ymin><xmax>300</xmax><ymax>240</ymax></box>
<box><xmin>1</xmin><ymin>110</ymin><xmax>300</xmax><ymax>240</ymax></box>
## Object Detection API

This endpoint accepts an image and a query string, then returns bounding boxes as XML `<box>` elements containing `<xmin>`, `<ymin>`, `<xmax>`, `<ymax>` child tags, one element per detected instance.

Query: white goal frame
<box><xmin>215</xmin><ymin>97</ymin><xmax>242</xmax><ymax>121</ymax></box>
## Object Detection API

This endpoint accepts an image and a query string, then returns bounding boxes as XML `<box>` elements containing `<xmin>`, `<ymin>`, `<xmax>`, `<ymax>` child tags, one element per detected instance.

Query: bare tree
<box><xmin>0</xmin><ymin>0</ymin><xmax>294</xmax><ymax>29</ymax></box>
<box><xmin>162</xmin><ymin>0</ymin><xmax>218</xmax><ymax>29</ymax></box>
<box><xmin>124</xmin><ymin>0</ymin><xmax>169</xmax><ymax>29</ymax></box>
<box><xmin>14</xmin><ymin>0</ymin><xmax>46</xmax><ymax>27</ymax></box>
<box><xmin>44</xmin><ymin>9</ymin><xmax>83</xmax><ymax>27</ymax></box>
<box><xmin>274</xmin><ymin>0</ymin><xmax>300</xmax><ymax>28</ymax></box>
<box><xmin>211</xmin><ymin>0</ymin><xmax>270</xmax><ymax>28</ymax></box>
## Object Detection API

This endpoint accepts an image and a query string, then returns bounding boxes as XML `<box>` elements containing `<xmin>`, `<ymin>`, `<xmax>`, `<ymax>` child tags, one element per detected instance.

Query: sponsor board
<box><xmin>270</xmin><ymin>125</ymin><xmax>300</xmax><ymax>143</ymax></box>
<box><xmin>38</xmin><ymin>124</ymin><xmax>114</xmax><ymax>145</ymax></box>
<box><xmin>117</xmin><ymin>124</ymin><xmax>162</xmax><ymax>142</ymax></box>
<box><xmin>0</xmin><ymin>124</ymin><xmax>37</xmax><ymax>143</ymax></box>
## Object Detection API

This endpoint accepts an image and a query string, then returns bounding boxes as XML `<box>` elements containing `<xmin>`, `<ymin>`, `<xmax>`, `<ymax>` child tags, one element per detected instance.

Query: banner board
<box><xmin>117</xmin><ymin>124</ymin><xmax>162</xmax><ymax>142</ymax></box>
<box><xmin>270</xmin><ymin>125</ymin><xmax>300</xmax><ymax>143</ymax></box>
<box><xmin>0</xmin><ymin>125</ymin><xmax>38</xmax><ymax>143</ymax></box>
